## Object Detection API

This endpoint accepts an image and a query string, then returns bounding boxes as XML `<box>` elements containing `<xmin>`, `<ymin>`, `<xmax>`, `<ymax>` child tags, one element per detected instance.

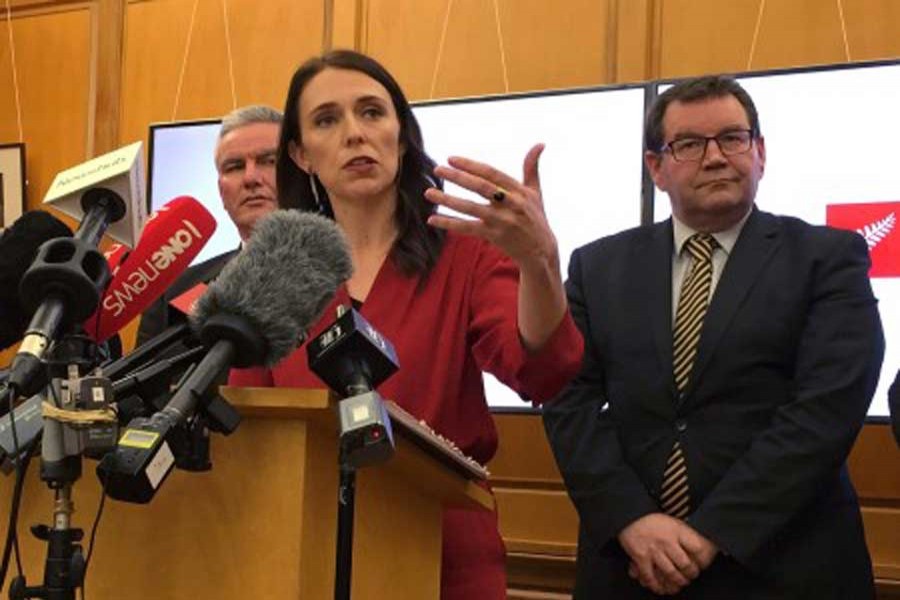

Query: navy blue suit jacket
<box><xmin>544</xmin><ymin>208</ymin><xmax>884</xmax><ymax>599</ymax></box>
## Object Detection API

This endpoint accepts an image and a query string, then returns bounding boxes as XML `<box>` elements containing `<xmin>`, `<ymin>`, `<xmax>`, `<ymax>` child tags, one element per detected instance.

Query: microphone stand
<box><xmin>9</xmin><ymin>334</ymin><xmax>115</xmax><ymax>600</ymax></box>
<box><xmin>333</xmin><ymin>377</ymin><xmax>374</xmax><ymax>600</ymax></box>
<box><xmin>307</xmin><ymin>305</ymin><xmax>398</xmax><ymax>600</ymax></box>
<box><xmin>334</xmin><ymin>453</ymin><xmax>356</xmax><ymax>600</ymax></box>
<box><xmin>6</xmin><ymin>187</ymin><xmax>124</xmax><ymax>599</ymax></box>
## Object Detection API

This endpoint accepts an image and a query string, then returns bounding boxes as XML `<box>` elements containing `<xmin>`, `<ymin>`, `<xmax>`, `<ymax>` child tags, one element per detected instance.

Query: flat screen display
<box><xmin>148</xmin><ymin>120</ymin><xmax>236</xmax><ymax>266</ymax></box>
<box><xmin>148</xmin><ymin>86</ymin><xmax>649</xmax><ymax>410</ymax></box>
<box><xmin>413</xmin><ymin>87</ymin><xmax>648</xmax><ymax>409</ymax></box>
<box><xmin>148</xmin><ymin>64</ymin><xmax>898</xmax><ymax>418</ymax></box>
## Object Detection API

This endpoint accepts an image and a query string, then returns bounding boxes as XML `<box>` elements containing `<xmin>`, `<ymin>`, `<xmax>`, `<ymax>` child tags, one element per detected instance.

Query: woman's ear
<box><xmin>288</xmin><ymin>140</ymin><xmax>312</xmax><ymax>173</ymax></box>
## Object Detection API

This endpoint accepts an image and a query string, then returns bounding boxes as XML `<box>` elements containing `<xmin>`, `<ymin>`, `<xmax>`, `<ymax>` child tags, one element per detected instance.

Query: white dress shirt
<box><xmin>671</xmin><ymin>209</ymin><xmax>752</xmax><ymax>323</ymax></box>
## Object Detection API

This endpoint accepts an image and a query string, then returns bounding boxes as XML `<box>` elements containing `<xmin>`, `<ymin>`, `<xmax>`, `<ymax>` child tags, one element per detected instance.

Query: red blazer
<box><xmin>231</xmin><ymin>231</ymin><xmax>583</xmax><ymax>599</ymax></box>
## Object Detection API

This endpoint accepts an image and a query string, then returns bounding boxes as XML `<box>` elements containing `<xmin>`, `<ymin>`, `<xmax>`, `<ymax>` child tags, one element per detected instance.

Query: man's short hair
<box><xmin>214</xmin><ymin>105</ymin><xmax>283</xmax><ymax>171</ymax></box>
<box><xmin>644</xmin><ymin>75</ymin><xmax>761</xmax><ymax>153</ymax></box>
<box><xmin>218</xmin><ymin>105</ymin><xmax>283</xmax><ymax>141</ymax></box>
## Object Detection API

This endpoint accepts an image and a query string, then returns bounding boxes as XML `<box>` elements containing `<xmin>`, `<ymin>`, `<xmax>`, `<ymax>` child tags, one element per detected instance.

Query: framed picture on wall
<box><xmin>0</xmin><ymin>142</ymin><xmax>26</xmax><ymax>230</ymax></box>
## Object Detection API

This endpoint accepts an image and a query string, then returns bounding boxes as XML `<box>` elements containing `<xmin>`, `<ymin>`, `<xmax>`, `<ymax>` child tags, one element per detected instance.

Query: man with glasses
<box><xmin>544</xmin><ymin>75</ymin><xmax>883</xmax><ymax>598</ymax></box>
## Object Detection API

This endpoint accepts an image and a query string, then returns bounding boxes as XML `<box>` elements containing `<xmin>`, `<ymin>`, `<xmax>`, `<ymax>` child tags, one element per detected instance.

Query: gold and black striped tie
<box><xmin>660</xmin><ymin>233</ymin><xmax>717</xmax><ymax>519</ymax></box>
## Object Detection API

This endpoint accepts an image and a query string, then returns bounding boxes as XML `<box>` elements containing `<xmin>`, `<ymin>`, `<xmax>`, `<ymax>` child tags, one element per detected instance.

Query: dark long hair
<box><xmin>276</xmin><ymin>49</ymin><xmax>445</xmax><ymax>277</ymax></box>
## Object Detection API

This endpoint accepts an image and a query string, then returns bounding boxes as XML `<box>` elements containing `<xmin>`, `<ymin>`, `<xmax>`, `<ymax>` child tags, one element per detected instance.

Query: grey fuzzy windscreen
<box><xmin>191</xmin><ymin>210</ymin><xmax>353</xmax><ymax>366</ymax></box>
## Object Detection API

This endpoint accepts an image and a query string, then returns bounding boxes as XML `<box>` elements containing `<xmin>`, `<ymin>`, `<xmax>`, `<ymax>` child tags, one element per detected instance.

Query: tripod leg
<box><xmin>8</xmin><ymin>487</ymin><xmax>85</xmax><ymax>600</ymax></box>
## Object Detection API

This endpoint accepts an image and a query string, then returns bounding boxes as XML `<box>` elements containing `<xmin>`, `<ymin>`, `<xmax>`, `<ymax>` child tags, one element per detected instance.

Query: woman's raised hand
<box><xmin>424</xmin><ymin>143</ymin><xmax>559</xmax><ymax>270</ymax></box>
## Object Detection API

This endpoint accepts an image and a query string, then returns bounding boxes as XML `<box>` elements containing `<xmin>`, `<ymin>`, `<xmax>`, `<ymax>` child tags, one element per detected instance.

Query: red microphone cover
<box><xmin>103</xmin><ymin>242</ymin><xmax>130</xmax><ymax>278</ymax></box>
<box><xmin>84</xmin><ymin>196</ymin><xmax>216</xmax><ymax>342</ymax></box>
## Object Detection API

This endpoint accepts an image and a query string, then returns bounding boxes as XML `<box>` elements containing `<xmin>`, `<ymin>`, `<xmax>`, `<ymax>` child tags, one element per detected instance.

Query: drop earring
<box><xmin>309</xmin><ymin>171</ymin><xmax>323</xmax><ymax>213</ymax></box>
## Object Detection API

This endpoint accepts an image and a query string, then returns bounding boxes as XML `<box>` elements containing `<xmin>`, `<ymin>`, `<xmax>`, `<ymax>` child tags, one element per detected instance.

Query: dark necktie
<box><xmin>660</xmin><ymin>233</ymin><xmax>717</xmax><ymax>518</ymax></box>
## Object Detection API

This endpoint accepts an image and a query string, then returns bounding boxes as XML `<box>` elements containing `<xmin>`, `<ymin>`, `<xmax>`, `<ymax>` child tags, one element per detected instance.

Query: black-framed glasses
<box><xmin>662</xmin><ymin>129</ymin><xmax>754</xmax><ymax>162</ymax></box>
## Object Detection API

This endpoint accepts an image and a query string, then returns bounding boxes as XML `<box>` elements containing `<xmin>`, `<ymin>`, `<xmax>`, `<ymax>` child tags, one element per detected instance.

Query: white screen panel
<box><xmin>413</xmin><ymin>88</ymin><xmax>647</xmax><ymax>409</ymax></box>
<box><xmin>149</xmin><ymin>122</ymin><xmax>239</xmax><ymax>266</ymax></box>
<box><xmin>147</xmin><ymin>88</ymin><xmax>649</xmax><ymax>410</ymax></box>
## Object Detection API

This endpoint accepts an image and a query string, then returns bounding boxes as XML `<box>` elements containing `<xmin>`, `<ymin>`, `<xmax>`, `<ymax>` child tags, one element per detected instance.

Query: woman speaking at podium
<box><xmin>230</xmin><ymin>49</ymin><xmax>583</xmax><ymax>599</ymax></box>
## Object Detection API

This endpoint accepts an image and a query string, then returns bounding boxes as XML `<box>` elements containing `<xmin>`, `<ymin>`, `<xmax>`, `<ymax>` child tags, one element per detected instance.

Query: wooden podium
<box><xmin>0</xmin><ymin>387</ymin><xmax>493</xmax><ymax>599</ymax></box>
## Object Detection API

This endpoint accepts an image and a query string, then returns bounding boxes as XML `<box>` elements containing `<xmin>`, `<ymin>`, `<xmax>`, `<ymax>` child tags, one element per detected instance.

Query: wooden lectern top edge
<box><xmin>219</xmin><ymin>386</ymin><xmax>495</xmax><ymax>511</ymax></box>
<box><xmin>219</xmin><ymin>386</ymin><xmax>332</xmax><ymax>418</ymax></box>
<box><xmin>384</xmin><ymin>401</ymin><xmax>490</xmax><ymax>481</ymax></box>
<box><xmin>376</xmin><ymin>434</ymin><xmax>495</xmax><ymax>512</ymax></box>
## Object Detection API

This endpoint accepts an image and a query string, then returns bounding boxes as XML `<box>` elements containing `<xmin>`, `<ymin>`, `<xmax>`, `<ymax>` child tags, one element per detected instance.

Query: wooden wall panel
<box><xmin>329</xmin><ymin>0</ymin><xmax>359</xmax><ymax>50</ymax></box>
<box><xmin>614</xmin><ymin>0</ymin><xmax>653</xmax><ymax>83</ymax></box>
<box><xmin>0</xmin><ymin>1</ymin><xmax>93</xmax><ymax>432</ymax></box>
<box><xmin>224</xmin><ymin>0</ymin><xmax>324</xmax><ymax>108</ymax></box>
<box><xmin>93</xmin><ymin>0</ymin><xmax>125</xmax><ymax>154</ymax></box>
<box><xmin>740</xmin><ymin>0</ymin><xmax>853</xmax><ymax>70</ymax></box>
<box><xmin>841</xmin><ymin>0</ymin><xmax>900</xmax><ymax>62</ymax></box>
<box><xmin>850</xmin><ymin>424</ymin><xmax>900</xmax><ymax>500</ymax></box>
<box><xmin>655</xmin><ymin>0</ymin><xmax>900</xmax><ymax>79</ymax></box>
<box><xmin>656</xmin><ymin>0</ymin><xmax>777</xmax><ymax>78</ymax></box>
<box><xmin>0</xmin><ymin>5</ymin><xmax>93</xmax><ymax>209</ymax></box>
<box><xmin>120</xmin><ymin>0</ymin><xmax>324</xmax><ymax>151</ymax></box>
<box><xmin>3</xmin><ymin>0</ymin><xmax>86</xmax><ymax>8</ymax></box>
<box><xmin>487</xmin><ymin>0</ymin><xmax>609</xmax><ymax>93</ymax></box>
<box><xmin>116</xmin><ymin>0</ymin><xmax>323</xmax><ymax>351</ymax></box>
<box><xmin>492</xmin><ymin>414</ymin><xmax>900</xmax><ymax>596</ymax></box>
<box><xmin>491</xmin><ymin>412</ymin><xmax>577</xmax><ymax>595</ymax></box>
<box><xmin>363</xmin><ymin>0</ymin><xmax>611</xmax><ymax>101</ymax></box>
<box><xmin>0</xmin><ymin>24</ymin><xmax>19</xmax><ymax>142</ymax></box>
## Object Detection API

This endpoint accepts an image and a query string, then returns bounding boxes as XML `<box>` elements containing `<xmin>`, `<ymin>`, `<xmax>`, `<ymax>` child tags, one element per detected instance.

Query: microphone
<box><xmin>82</xmin><ymin>196</ymin><xmax>217</xmax><ymax>343</ymax></box>
<box><xmin>97</xmin><ymin>210</ymin><xmax>353</xmax><ymax>503</ymax></box>
<box><xmin>0</xmin><ymin>211</ymin><xmax>73</xmax><ymax>350</ymax></box>
<box><xmin>102</xmin><ymin>324</ymin><xmax>194</xmax><ymax>383</ymax></box>
<box><xmin>7</xmin><ymin>145</ymin><xmax>145</xmax><ymax>397</ymax></box>
<box><xmin>308</xmin><ymin>307</ymin><xmax>399</xmax><ymax>468</ymax></box>
<box><xmin>42</xmin><ymin>141</ymin><xmax>145</xmax><ymax>248</ymax></box>
<box><xmin>0</xmin><ymin>323</ymin><xmax>202</xmax><ymax>477</ymax></box>
<box><xmin>36</xmin><ymin>193</ymin><xmax>213</xmax><ymax>481</ymax></box>
<box><xmin>0</xmin><ymin>392</ymin><xmax>43</xmax><ymax>473</ymax></box>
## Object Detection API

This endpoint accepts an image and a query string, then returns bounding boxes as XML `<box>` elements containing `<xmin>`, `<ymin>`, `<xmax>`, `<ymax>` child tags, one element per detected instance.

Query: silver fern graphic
<box><xmin>856</xmin><ymin>212</ymin><xmax>896</xmax><ymax>250</ymax></box>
